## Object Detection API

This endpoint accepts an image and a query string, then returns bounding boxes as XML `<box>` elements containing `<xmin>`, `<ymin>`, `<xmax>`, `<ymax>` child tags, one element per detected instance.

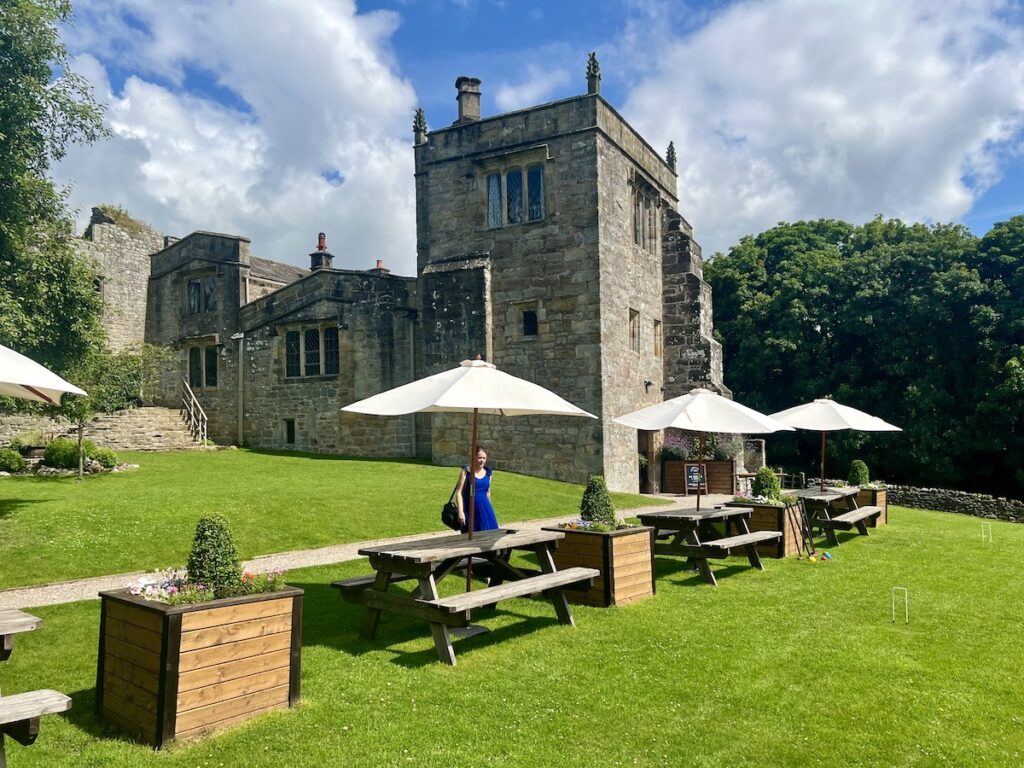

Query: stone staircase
<box><xmin>82</xmin><ymin>407</ymin><xmax>203</xmax><ymax>452</ymax></box>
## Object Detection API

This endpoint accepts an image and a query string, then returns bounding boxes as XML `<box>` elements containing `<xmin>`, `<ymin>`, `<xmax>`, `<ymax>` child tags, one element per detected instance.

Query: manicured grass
<box><xmin>3</xmin><ymin>506</ymin><xmax>1023</xmax><ymax>766</ymax></box>
<box><xmin>0</xmin><ymin>449</ymin><xmax>664</xmax><ymax>589</ymax></box>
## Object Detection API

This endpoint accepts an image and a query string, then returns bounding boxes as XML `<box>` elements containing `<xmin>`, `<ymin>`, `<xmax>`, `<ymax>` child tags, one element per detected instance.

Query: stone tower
<box><xmin>413</xmin><ymin>59</ymin><xmax>726</xmax><ymax>492</ymax></box>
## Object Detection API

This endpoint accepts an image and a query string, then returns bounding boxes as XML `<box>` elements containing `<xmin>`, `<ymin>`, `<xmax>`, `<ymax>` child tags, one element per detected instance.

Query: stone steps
<box><xmin>79</xmin><ymin>407</ymin><xmax>202</xmax><ymax>452</ymax></box>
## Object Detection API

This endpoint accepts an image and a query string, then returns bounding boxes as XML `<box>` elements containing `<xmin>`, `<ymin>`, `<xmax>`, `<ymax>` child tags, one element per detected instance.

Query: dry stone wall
<box><xmin>887</xmin><ymin>485</ymin><xmax>1024</xmax><ymax>522</ymax></box>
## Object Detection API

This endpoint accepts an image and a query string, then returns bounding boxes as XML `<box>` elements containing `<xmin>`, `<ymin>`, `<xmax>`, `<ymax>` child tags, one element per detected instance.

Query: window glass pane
<box><xmin>204</xmin><ymin>276</ymin><xmax>217</xmax><ymax>312</ymax></box>
<box><xmin>522</xmin><ymin>309</ymin><xmax>538</xmax><ymax>337</ymax></box>
<box><xmin>527</xmin><ymin>165</ymin><xmax>544</xmax><ymax>221</ymax></box>
<box><xmin>633</xmin><ymin>191</ymin><xmax>642</xmax><ymax>245</ymax></box>
<box><xmin>285</xmin><ymin>331</ymin><xmax>301</xmax><ymax>377</ymax></box>
<box><xmin>653</xmin><ymin>319</ymin><xmax>663</xmax><ymax>358</ymax></box>
<box><xmin>324</xmin><ymin>327</ymin><xmax>340</xmax><ymax>375</ymax></box>
<box><xmin>506</xmin><ymin>170</ymin><xmax>523</xmax><ymax>224</ymax></box>
<box><xmin>204</xmin><ymin>346</ymin><xmax>218</xmax><ymax>387</ymax></box>
<box><xmin>487</xmin><ymin>173</ymin><xmax>502</xmax><ymax>228</ymax></box>
<box><xmin>304</xmin><ymin>328</ymin><xmax>321</xmax><ymax>376</ymax></box>
<box><xmin>188</xmin><ymin>347</ymin><xmax>202</xmax><ymax>388</ymax></box>
<box><xmin>187</xmin><ymin>280</ymin><xmax>200</xmax><ymax>314</ymax></box>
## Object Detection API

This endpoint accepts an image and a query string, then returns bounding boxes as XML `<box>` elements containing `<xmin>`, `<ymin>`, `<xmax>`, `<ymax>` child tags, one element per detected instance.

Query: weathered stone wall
<box><xmin>416</xmin><ymin>96</ymin><xmax>607</xmax><ymax>485</ymax></box>
<box><xmin>887</xmin><ymin>485</ymin><xmax>1024</xmax><ymax>522</ymax></box>
<box><xmin>662</xmin><ymin>211</ymin><xmax>728</xmax><ymax>398</ymax></box>
<box><xmin>595</xmin><ymin>131</ymin><xmax>670</xmax><ymax>492</ymax></box>
<box><xmin>234</xmin><ymin>269</ymin><xmax>418</xmax><ymax>454</ymax></box>
<box><xmin>76</xmin><ymin>208</ymin><xmax>165</xmax><ymax>352</ymax></box>
<box><xmin>0</xmin><ymin>414</ymin><xmax>67</xmax><ymax>445</ymax></box>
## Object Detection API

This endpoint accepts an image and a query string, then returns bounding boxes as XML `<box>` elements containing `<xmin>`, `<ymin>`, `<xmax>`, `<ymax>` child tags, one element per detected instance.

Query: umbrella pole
<box><xmin>819</xmin><ymin>431</ymin><xmax>826</xmax><ymax>492</ymax></box>
<box><xmin>465</xmin><ymin>408</ymin><xmax>479</xmax><ymax>593</ymax></box>
<box><xmin>697</xmin><ymin>433</ymin><xmax>705</xmax><ymax>511</ymax></box>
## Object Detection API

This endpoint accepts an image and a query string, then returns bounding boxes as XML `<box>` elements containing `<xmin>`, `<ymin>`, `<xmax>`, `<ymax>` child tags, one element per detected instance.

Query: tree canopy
<box><xmin>706</xmin><ymin>216</ymin><xmax>1024</xmax><ymax>499</ymax></box>
<box><xmin>0</xmin><ymin>0</ymin><xmax>107</xmax><ymax>374</ymax></box>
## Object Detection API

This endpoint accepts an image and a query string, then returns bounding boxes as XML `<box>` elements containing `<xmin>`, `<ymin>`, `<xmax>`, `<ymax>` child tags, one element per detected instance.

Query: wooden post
<box><xmin>465</xmin><ymin>408</ymin><xmax>479</xmax><ymax>592</ymax></box>
<box><xmin>696</xmin><ymin>433</ymin><xmax>705</xmax><ymax>511</ymax></box>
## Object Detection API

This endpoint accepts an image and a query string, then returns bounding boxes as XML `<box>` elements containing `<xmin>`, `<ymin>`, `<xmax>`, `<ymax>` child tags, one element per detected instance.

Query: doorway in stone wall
<box><xmin>638</xmin><ymin>431</ymin><xmax>652</xmax><ymax>493</ymax></box>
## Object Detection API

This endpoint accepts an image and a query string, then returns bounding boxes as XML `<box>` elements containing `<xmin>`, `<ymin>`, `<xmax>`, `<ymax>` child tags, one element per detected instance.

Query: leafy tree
<box><xmin>0</xmin><ymin>0</ymin><xmax>108</xmax><ymax>373</ymax></box>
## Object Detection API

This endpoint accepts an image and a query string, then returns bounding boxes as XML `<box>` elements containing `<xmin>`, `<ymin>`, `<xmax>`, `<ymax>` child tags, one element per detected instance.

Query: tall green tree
<box><xmin>0</xmin><ymin>0</ymin><xmax>108</xmax><ymax>374</ymax></box>
<box><xmin>707</xmin><ymin>216</ymin><xmax>1022</xmax><ymax>498</ymax></box>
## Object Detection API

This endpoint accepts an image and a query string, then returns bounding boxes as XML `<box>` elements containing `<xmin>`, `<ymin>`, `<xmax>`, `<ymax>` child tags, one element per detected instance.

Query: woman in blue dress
<box><xmin>456</xmin><ymin>446</ymin><xmax>499</xmax><ymax>532</ymax></box>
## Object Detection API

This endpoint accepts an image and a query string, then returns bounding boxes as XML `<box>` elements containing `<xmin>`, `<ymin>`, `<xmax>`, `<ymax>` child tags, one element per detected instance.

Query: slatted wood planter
<box><xmin>542</xmin><ymin>527</ymin><xmax>655</xmax><ymax>607</ymax></box>
<box><xmin>724</xmin><ymin>501</ymin><xmax>800</xmax><ymax>557</ymax></box>
<box><xmin>857</xmin><ymin>488</ymin><xmax>888</xmax><ymax>526</ymax></box>
<box><xmin>96</xmin><ymin>586</ymin><xmax>302</xmax><ymax>747</ymax></box>
<box><xmin>662</xmin><ymin>460</ymin><xmax>735</xmax><ymax>495</ymax></box>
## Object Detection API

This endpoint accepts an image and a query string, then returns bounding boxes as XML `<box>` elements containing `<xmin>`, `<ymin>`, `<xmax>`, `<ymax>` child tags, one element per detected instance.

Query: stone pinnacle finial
<box><xmin>666</xmin><ymin>141</ymin><xmax>677</xmax><ymax>172</ymax></box>
<box><xmin>413</xmin><ymin>107</ymin><xmax>428</xmax><ymax>145</ymax></box>
<box><xmin>586</xmin><ymin>51</ymin><xmax>601</xmax><ymax>95</ymax></box>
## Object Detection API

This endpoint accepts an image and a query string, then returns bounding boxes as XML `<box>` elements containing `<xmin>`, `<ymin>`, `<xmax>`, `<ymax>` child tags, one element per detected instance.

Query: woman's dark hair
<box><xmin>475</xmin><ymin>445</ymin><xmax>487</xmax><ymax>455</ymax></box>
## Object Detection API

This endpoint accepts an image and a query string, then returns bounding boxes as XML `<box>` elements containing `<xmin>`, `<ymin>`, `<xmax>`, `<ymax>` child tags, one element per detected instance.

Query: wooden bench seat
<box><xmin>0</xmin><ymin>689</ymin><xmax>71</xmax><ymax>748</ymax></box>
<box><xmin>812</xmin><ymin>504</ymin><xmax>881</xmax><ymax>543</ymax></box>
<box><xmin>702</xmin><ymin>531</ymin><xmax>782</xmax><ymax>551</ymax></box>
<box><xmin>331</xmin><ymin>572</ymin><xmax>414</xmax><ymax>594</ymax></box>
<box><xmin>425</xmin><ymin>567</ymin><xmax>599</xmax><ymax>613</ymax></box>
<box><xmin>653</xmin><ymin>528</ymin><xmax>681</xmax><ymax>540</ymax></box>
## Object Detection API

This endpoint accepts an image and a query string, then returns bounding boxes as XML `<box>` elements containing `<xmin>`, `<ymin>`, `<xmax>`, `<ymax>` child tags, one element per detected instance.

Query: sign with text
<box><xmin>685</xmin><ymin>462</ymin><xmax>706</xmax><ymax>492</ymax></box>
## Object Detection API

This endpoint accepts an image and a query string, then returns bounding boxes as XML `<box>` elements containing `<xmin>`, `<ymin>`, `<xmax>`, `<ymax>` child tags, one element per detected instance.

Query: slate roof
<box><xmin>250</xmin><ymin>256</ymin><xmax>309</xmax><ymax>285</ymax></box>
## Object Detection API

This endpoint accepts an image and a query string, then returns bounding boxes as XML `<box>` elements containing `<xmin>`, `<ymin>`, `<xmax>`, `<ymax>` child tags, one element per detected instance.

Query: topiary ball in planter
<box><xmin>751</xmin><ymin>466</ymin><xmax>782</xmax><ymax>501</ymax></box>
<box><xmin>848</xmin><ymin>459</ymin><xmax>869</xmax><ymax>486</ymax></box>
<box><xmin>186</xmin><ymin>515</ymin><xmax>242</xmax><ymax>598</ymax></box>
<box><xmin>580</xmin><ymin>475</ymin><xmax>616</xmax><ymax>527</ymax></box>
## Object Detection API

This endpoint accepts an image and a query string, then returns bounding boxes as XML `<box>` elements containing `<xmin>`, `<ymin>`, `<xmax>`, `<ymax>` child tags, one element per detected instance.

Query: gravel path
<box><xmin>0</xmin><ymin>494</ymin><xmax>728</xmax><ymax>610</ymax></box>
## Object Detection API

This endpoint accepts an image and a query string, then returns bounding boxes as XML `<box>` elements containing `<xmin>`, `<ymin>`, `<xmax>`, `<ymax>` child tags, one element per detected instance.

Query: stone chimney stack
<box><xmin>454</xmin><ymin>76</ymin><xmax>481</xmax><ymax>125</ymax></box>
<box><xmin>309</xmin><ymin>232</ymin><xmax>334</xmax><ymax>271</ymax></box>
<box><xmin>586</xmin><ymin>52</ymin><xmax>601</xmax><ymax>95</ymax></box>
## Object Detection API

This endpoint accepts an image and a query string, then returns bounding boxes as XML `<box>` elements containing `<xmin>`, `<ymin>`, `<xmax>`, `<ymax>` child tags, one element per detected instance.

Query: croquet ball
<box><xmin>823</xmin><ymin>552</ymin><xmax>832</xmax><ymax>560</ymax></box>
<box><xmin>809</xmin><ymin>556</ymin><xmax>817</xmax><ymax>562</ymax></box>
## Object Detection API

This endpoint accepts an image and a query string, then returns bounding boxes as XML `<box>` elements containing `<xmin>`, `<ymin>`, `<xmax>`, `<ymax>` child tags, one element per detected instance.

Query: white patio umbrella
<box><xmin>769</xmin><ymin>398</ymin><xmax>901</xmax><ymax>492</ymax></box>
<box><xmin>612</xmin><ymin>388</ymin><xmax>794</xmax><ymax>510</ymax></box>
<box><xmin>343</xmin><ymin>358</ymin><xmax>596</xmax><ymax>589</ymax></box>
<box><xmin>0</xmin><ymin>343</ymin><xmax>87</xmax><ymax>404</ymax></box>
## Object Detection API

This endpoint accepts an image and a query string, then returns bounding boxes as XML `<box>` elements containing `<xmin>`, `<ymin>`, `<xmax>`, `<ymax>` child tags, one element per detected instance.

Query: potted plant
<box><xmin>850</xmin><ymin>460</ymin><xmax>887</xmax><ymax>525</ymax></box>
<box><xmin>726</xmin><ymin>467</ymin><xmax>798</xmax><ymax>558</ymax></box>
<box><xmin>96</xmin><ymin>514</ymin><xmax>303</xmax><ymax>747</ymax></box>
<box><xmin>544</xmin><ymin>475</ymin><xmax>654</xmax><ymax>607</ymax></box>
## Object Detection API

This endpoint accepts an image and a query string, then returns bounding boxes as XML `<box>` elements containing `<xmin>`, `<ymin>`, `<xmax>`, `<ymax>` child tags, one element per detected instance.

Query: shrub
<box><xmin>186</xmin><ymin>514</ymin><xmax>242</xmax><ymax>598</ymax></box>
<box><xmin>751</xmin><ymin>466</ymin><xmax>782</xmax><ymax>501</ymax></box>
<box><xmin>92</xmin><ymin>447</ymin><xmax>119</xmax><ymax>468</ymax></box>
<box><xmin>42</xmin><ymin>437</ymin><xmax>79</xmax><ymax>469</ymax></box>
<box><xmin>580</xmin><ymin>475</ymin><xmax>616</xmax><ymax>527</ymax></box>
<box><xmin>848</xmin><ymin>459</ymin><xmax>870</xmax><ymax>486</ymax></box>
<box><xmin>0</xmin><ymin>448</ymin><xmax>26</xmax><ymax>473</ymax></box>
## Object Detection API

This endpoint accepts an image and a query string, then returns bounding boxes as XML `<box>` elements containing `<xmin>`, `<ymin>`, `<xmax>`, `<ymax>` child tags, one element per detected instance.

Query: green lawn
<box><xmin>0</xmin><ymin>449</ymin><xmax>664</xmax><ymax>589</ymax></box>
<box><xmin>2</xmin><ymin>506</ymin><xmax>1023</xmax><ymax>766</ymax></box>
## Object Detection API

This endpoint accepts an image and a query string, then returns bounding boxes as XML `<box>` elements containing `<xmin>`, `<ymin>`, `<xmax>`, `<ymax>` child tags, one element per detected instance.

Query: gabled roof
<box><xmin>250</xmin><ymin>256</ymin><xmax>309</xmax><ymax>284</ymax></box>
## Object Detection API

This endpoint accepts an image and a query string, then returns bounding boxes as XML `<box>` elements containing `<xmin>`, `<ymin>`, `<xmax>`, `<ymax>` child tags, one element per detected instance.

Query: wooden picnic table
<box><xmin>0</xmin><ymin>610</ymin><xmax>40</xmax><ymax>664</ymax></box>
<box><xmin>788</xmin><ymin>487</ymin><xmax>882</xmax><ymax>545</ymax></box>
<box><xmin>0</xmin><ymin>610</ymin><xmax>72</xmax><ymax>767</ymax></box>
<box><xmin>636</xmin><ymin>506</ymin><xmax>781</xmax><ymax>586</ymax></box>
<box><xmin>334</xmin><ymin>528</ymin><xmax>598</xmax><ymax>665</ymax></box>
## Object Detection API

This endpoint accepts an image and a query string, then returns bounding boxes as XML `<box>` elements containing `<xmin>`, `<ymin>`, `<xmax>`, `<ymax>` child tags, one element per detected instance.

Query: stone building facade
<box><xmin>72</xmin><ymin>59</ymin><xmax>725</xmax><ymax>492</ymax></box>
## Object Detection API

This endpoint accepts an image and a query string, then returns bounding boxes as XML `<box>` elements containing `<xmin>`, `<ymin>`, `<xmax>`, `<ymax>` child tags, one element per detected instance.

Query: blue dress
<box><xmin>461</xmin><ymin>466</ymin><xmax>499</xmax><ymax>532</ymax></box>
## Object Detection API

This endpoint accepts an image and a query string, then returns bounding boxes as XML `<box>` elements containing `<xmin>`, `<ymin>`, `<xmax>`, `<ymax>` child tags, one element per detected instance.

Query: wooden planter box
<box><xmin>725</xmin><ymin>502</ymin><xmax>800</xmax><ymax>558</ymax></box>
<box><xmin>543</xmin><ymin>527</ymin><xmax>655</xmax><ymax>607</ymax></box>
<box><xmin>96</xmin><ymin>586</ymin><xmax>303</xmax><ymax>747</ymax></box>
<box><xmin>857</xmin><ymin>488</ymin><xmax>888</xmax><ymax>526</ymax></box>
<box><xmin>662</xmin><ymin>460</ymin><xmax>734</xmax><ymax>495</ymax></box>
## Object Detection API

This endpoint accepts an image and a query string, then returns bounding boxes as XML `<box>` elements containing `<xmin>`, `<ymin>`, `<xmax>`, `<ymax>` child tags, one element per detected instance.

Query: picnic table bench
<box><xmin>636</xmin><ymin>506</ymin><xmax>782</xmax><ymax>586</ymax></box>
<box><xmin>791</xmin><ymin>487</ymin><xmax>882</xmax><ymax>546</ymax></box>
<box><xmin>0</xmin><ymin>610</ymin><xmax>72</xmax><ymax>768</ymax></box>
<box><xmin>334</xmin><ymin>528</ymin><xmax>598</xmax><ymax>665</ymax></box>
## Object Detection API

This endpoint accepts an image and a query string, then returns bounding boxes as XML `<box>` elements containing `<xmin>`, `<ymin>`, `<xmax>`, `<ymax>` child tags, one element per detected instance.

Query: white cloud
<box><xmin>620</xmin><ymin>0</ymin><xmax>1024</xmax><ymax>255</ymax></box>
<box><xmin>495</xmin><ymin>65</ymin><xmax>571</xmax><ymax>112</ymax></box>
<box><xmin>55</xmin><ymin>0</ymin><xmax>417</xmax><ymax>273</ymax></box>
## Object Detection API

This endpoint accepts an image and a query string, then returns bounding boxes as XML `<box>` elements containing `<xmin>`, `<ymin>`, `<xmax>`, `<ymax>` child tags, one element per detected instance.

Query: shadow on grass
<box><xmin>0</xmin><ymin>497</ymin><xmax>45</xmax><ymax>519</ymax></box>
<box><xmin>244</xmin><ymin>449</ymin><xmax>432</xmax><ymax>466</ymax></box>
<box><xmin>294</xmin><ymin>579</ymin><xmax>564</xmax><ymax>668</ymax></box>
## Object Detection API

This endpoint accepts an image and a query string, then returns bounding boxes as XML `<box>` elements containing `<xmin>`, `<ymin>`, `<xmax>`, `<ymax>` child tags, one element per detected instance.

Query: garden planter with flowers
<box><xmin>95</xmin><ymin>515</ymin><xmax>303</xmax><ymax>747</ymax></box>
<box><xmin>543</xmin><ymin>475</ymin><xmax>655</xmax><ymax>607</ymax></box>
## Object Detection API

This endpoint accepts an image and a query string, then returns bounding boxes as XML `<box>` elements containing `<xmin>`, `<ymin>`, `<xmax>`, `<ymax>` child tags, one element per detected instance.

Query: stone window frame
<box><xmin>282</xmin><ymin>323</ymin><xmax>341</xmax><ymax>379</ymax></box>
<box><xmin>630</xmin><ymin>172</ymin><xmax>662</xmax><ymax>255</ymax></box>
<box><xmin>186</xmin><ymin>339</ymin><xmax>219</xmax><ymax>390</ymax></box>
<box><xmin>653</xmin><ymin>318</ymin><xmax>663</xmax><ymax>358</ymax></box>
<box><xmin>283</xmin><ymin>418</ymin><xmax>296</xmax><ymax>445</ymax></box>
<box><xmin>514</xmin><ymin>300</ymin><xmax>541</xmax><ymax>340</ymax></box>
<box><xmin>481</xmin><ymin>147</ymin><xmax>549</xmax><ymax>230</ymax></box>
<box><xmin>628</xmin><ymin>308</ymin><xmax>641</xmax><ymax>354</ymax></box>
<box><xmin>185</xmin><ymin>271</ymin><xmax>218</xmax><ymax>315</ymax></box>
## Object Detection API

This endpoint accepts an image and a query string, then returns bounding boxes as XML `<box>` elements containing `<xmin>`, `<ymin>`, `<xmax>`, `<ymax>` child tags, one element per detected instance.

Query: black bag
<box><xmin>441</xmin><ymin>472</ymin><xmax>463</xmax><ymax>531</ymax></box>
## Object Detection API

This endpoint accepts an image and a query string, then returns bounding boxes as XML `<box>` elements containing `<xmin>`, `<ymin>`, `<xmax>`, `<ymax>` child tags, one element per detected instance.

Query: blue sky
<box><xmin>55</xmin><ymin>0</ymin><xmax>1024</xmax><ymax>273</ymax></box>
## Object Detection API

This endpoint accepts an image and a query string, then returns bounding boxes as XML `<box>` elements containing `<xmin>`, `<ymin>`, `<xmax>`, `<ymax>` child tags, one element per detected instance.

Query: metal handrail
<box><xmin>181</xmin><ymin>378</ymin><xmax>208</xmax><ymax>447</ymax></box>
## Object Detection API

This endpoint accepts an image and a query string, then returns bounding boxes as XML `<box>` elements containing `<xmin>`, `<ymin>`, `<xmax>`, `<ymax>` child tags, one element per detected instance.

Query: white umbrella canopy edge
<box><xmin>768</xmin><ymin>398</ymin><xmax>902</xmax><ymax>491</ymax></box>
<box><xmin>611</xmin><ymin>387</ymin><xmax>794</xmax><ymax>510</ymax></box>
<box><xmin>0</xmin><ymin>343</ymin><xmax>87</xmax><ymax>404</ymax></box>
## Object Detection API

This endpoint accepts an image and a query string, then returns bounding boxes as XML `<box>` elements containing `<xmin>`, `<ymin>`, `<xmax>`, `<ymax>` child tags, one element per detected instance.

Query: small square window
<box><xmin>522</xmin><ymin>309</ymin><xmax>538</xmax><ymax>337</ymax></box>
